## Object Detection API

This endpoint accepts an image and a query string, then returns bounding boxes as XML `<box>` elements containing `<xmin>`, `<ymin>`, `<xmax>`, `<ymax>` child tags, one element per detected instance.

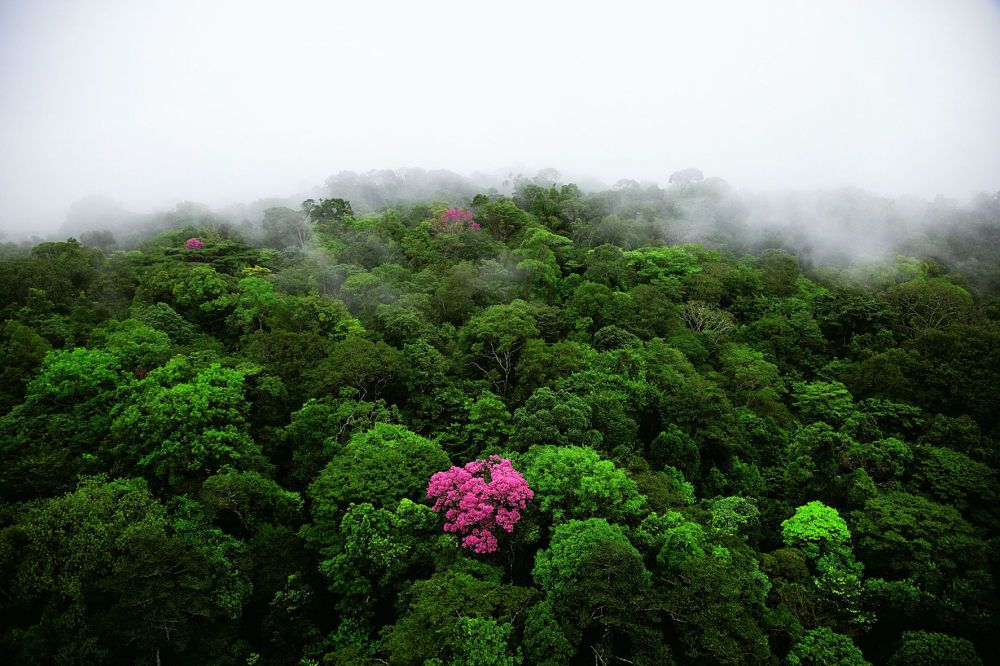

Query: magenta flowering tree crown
<box><xmin>184</xmin><ymin>237</ymin><xmax>205</xmax><ymax>249</ymax></box>
<box><xmin>426</xmin><ymin>455</ymin><xmax>534</xmax><ymax>554</ymax></box>
<box><xmin>433</xmin><ymin>208</ymin><xmax>474</xmax><ymax>233</ymax></box>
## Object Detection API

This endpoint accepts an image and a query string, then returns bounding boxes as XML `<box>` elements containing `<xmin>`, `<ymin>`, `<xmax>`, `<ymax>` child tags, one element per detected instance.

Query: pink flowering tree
<box><xmin>184</xmin><ymin>237</ymin><xmax>205</xmax><ymax>249</ymax></box>
<box><xmin>426</xmin><ymin>456</ymin><xmax>534</xmax><ymax>553</ymax></box>
<box><xmin>433</xmin><ymin>208</ymin><xmax>474</xmax><ymax>233</ymax></box>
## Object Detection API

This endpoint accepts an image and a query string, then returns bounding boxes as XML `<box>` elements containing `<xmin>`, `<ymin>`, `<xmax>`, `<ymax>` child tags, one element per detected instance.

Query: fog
<box><xmin>1</xmin><ymin>0</ymin><xmax>999</xmax><ymax>237</ymax></box>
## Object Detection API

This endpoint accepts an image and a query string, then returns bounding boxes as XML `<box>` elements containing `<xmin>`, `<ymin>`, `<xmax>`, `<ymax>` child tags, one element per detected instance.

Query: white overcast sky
<box><xmin>1</xmin><ymin>0</ymin><xmax>999</xmax><ymax>233</ymax></box>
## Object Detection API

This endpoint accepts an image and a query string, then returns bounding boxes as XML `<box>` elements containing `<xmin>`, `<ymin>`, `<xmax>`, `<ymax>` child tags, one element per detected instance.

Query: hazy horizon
<box><xmin>2</xmin><ymin>0</ymin><xmax>999</xmax><ymax>235</ymax></box>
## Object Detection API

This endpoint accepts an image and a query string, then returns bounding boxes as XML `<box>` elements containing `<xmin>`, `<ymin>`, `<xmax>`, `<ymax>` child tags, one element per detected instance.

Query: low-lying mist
<box><xmin>4</xmin><ymin>167</ymin><xmax>998</xmax><ymax>292</ymax></box>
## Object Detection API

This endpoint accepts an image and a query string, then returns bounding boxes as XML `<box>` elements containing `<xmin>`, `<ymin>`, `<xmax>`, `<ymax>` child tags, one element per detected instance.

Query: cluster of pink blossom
<box><xmin>468</xmin><ymin>222</ymin><xmax>482</xmax><ymax>230</ymax></box>
<box><xmin>184</xmin><ymin>237</ymin><xmax>205</xmax><ymax>249</ymax></box>
<box><xmin>433</xmin><ymin>208</ymin><xmax>475</xmax><ymax>233</ymax></box>
<box><xmin>426</xmin><ymin>456</ymin><xmax>534</xmax><ymax>553</ymax></box>
<box><xmin>442</xmin><ymin>208</ymin><xmax>474</xmax><ymax>224</ymax></box>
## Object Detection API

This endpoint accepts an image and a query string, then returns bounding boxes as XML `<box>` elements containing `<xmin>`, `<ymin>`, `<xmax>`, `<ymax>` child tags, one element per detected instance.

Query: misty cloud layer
<box><xmin>1</xmin><ymin>1</ymin><xmax>999</xmax><ymax>235</ymax></box>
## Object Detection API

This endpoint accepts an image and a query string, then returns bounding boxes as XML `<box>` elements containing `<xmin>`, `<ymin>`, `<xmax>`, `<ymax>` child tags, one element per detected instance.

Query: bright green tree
<box><xmin>781</xmin><ymin>501</ymin><xmax>851</xmax><ymax>559</ymax></box>
<box><xmin>523</xmin><ymin>445</ymin><xmax>645</xmax><ymax>522</ymax></box>
<box><xmin>110</xmin><ymin>362</ymin><xmax>262</xmax><ymax>488</ymax></box>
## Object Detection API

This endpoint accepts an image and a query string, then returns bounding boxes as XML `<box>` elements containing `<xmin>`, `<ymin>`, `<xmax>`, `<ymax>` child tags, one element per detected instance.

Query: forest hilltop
<box><xmin>1</xmin><ymin>169</ymin><xmax>998</xmax><ymax>665</ymax></box>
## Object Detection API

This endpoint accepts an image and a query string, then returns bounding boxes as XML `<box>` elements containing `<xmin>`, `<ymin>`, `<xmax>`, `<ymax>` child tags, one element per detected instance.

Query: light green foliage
<box><xmin>23</xmin><ymin>346</ymin><xmax>123</xmax><ymax>407</ymax></box>
<box><xmin>781</xmin><ymin>501</ymin><xmax>851</xmax><ymax>559</ymax></box>
<box><xmin>533</xmin><ymin>518</ymin><xmax>642</xmax><ymax>596</ymax></box>
<box><xmin>523</xmin><ymin>445</ymin><xmax>646</xmax><ymax>522</ymax></box>
<box><xmin>1</xmin><ymin>347</ymin><xmax>127</xmax><ymax>499</ymax></box>
<box><xmin>624</xmin><ymin>245</ymin><xmax>701</xmax><ymax>293</ymax></box>
<box><xmin>90</xmin><ymin>318</ymin><xmax>172</xmax><ymax>369</ymax></box>
<box><xmin>517</xmin><ymin>226</ymin><xmax>572</xmax><ymax>264</ymax></box>
<box><xmin>888</xmin><ymin>630</ymin><xmax>983</xmax><ymax>666</ymax></box>
<box><xmin>111</xmin><ymin>362</ymin><xmax>261</xmax><ymax>486</ymax></box>
<box><xmin>786</xmin><ymin>627</ymin><xmax>870</xmax><ymax>666</ymax></box>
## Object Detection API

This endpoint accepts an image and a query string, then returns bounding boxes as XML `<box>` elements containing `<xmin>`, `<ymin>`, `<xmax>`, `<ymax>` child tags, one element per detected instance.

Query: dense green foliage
<box><xmin>1</xmin><ymin>176</ymin><xmax>998</xmax><ymax>664</ymax></box>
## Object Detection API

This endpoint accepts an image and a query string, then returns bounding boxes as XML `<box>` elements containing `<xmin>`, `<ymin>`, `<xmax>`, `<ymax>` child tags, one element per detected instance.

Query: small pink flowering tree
<box><xmin>427</xmin><ymin>456</ymin><xmax>533</xmax><ymax>553</ymax></box>
<box><xmin>184</xmin><ymin>237</ymin><xmax>205</xmax><ymax>249</ymax></box>
<box><xmin>433</xmin><ymin>208</ymin><xmax>474</xmax><ymax>233</ymax></box>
